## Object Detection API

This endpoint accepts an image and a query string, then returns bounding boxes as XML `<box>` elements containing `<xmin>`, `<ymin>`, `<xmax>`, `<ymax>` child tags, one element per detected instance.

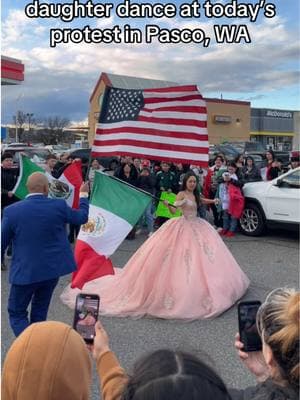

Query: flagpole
<box><xmin>101</xmin><ymin>171</ymin><xmax>178</xmax><ymax>208</ymax></box>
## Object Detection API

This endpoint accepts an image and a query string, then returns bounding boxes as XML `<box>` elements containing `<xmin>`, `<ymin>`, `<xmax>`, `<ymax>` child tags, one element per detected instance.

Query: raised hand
<box><xmin>234</xmin><ymin>332</ymin><xmax>270</xmax><ymax>382</ymax></box>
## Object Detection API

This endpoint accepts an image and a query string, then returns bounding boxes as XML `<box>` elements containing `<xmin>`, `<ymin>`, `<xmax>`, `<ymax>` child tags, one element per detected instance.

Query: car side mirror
<box><xmin>275</xmin><ymin>178</ymin><xmax>283</xmax><ymax>187</ymax></box>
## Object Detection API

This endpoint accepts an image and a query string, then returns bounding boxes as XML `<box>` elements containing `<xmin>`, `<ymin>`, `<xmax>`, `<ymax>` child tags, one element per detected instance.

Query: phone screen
<box><xmin>238</xmin><ymin>301</ymin><xmax>262</xmax><ymax>352</ymax></box>
<box><xmin>73</xmin><ymin>294</ymin><xmax>100</xmax><ymax>343</ymax></box>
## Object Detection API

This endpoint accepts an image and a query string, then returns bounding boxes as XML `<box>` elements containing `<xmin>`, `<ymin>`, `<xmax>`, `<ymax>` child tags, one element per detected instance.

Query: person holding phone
<box><xmin>230</xmin><ymin>288</ymin><xmax>299</xmax><ymax>400</ymax></box>
<box><xmin>62</xmin><ymin>171</ymin><xmax>249</xmax><ymax>320</ymax></box>
<box><xmin>90</xmin><ymin>320</ymin><xmax>232</xmax><ymax>400</ymax></box>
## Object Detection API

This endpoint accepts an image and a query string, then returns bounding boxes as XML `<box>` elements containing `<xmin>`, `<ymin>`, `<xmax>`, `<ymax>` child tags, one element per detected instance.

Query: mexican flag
<box><xmin>48</xmin><ymin>161</ymin><xmax>83</xmax><ymax>209</ymax></box>
<box><xmin>71</xmin><ymin>171</ymin><xmax>152</xmax><ymax>289</ymax></box>
<box><xmin>13</xmin><ymin>154</ymin><xmax>82</xmax><ymax>208</ymax></box>
<box><xmin>13</xmin><ymin>154</ymin><xmax>44</xmax><ymax>199</ymax></box>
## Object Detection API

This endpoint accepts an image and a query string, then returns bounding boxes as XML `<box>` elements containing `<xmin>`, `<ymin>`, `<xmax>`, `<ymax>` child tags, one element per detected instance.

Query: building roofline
<box><xmin>89</xmin><ymin>72</ymin><xmax>112</xmax><ymax>103</ymax></box>
<box><xmin>90</xmin><ymin>74</ymin><xmax>252</xmax><ymax>107</ymax></box>
<box><xmin>251</xmin><ymin>107</ymin><xmax>298</xmax><ymax>112</ymax></box>
<box><xmin>204</xmin><ymin>97</ymin><xmax>250</xmax><ymax>106</ymax></box>
<box><xmin>1</xmin><ymin>55</ymin><xmax>23</xmax><ymax>64</ymax></box>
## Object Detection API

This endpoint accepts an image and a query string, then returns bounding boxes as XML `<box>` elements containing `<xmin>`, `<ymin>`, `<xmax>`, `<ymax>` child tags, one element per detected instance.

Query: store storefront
<box><xmin>250</xmin><ymin>108</ymin><xmax>294</xmax><ymax>151</ymax></box>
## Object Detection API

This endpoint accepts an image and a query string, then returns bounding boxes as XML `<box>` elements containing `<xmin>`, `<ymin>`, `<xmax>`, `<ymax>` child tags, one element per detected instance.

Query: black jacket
<box><xmin>136</xmin><ymin>175</ymin><xmax>156</xmax><ymax>195</ymax></box>
<box><xmin>1</xmin><ymin>167</ymin><xmax>19</xmax><ymax>209</ymax></box>
<box><xmin>241</xmin><ymin>166</ymin><xmax>262</xmax><ymax>183</ymax></box>
<box><xmin>230</xmin><ymin>378</ymin><xmax>298</xmax><ymax>400</ymax></box>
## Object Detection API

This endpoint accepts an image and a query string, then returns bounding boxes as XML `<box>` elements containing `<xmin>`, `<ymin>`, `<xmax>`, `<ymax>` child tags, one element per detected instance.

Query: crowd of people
<box><xmin>1</xmin><ymin>149</ymin><xmax>299</xmax><ymax>259</ymax></box>
<box><xmin>2</xmin><ymin>288</ymin><xmax>299</xmax><ymax>400</ymax></box>
<box><xmin>1</xmin><ymin>149</ymin><xmax>299</xmax><ymax>398</ymax></box>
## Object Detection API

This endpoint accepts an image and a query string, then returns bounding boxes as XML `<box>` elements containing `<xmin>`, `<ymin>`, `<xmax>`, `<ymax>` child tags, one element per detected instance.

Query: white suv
<box><xmin>240</xmin><ymin>167</ymin><xmax>300</xmax><ymax>236</ymax></box>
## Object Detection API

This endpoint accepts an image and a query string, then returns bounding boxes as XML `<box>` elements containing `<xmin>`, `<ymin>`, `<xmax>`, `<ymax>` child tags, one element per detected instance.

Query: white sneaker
<box><xmin>216</xmin><ymin>227</ymin><xmax>223</xmax><ymax>233</ymax></box>
<box><xmin>148</xmin><ymin>232</ymin><xmax>154</xmax><ymax>237</ymax></box>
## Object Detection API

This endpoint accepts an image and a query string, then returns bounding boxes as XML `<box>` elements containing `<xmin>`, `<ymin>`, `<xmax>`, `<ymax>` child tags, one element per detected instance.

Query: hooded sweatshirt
<box><xmin>2</xmin><ymin>321</ymin><xmax>92</xmax><ymax>400</ymax></box>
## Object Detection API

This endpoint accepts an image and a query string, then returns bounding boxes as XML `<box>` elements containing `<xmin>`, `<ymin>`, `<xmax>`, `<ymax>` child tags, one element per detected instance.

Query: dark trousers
<box><xmin>211</xmin><ymin>203</ymin><xmax>223</xmax><ymax>228</ymax></box>
<box><xmin>68</xmin><ymin>224</ymin><xmax>80</xmax><ymax>243</ymax></box>
<box><xmin>154</xmin><ymin>216</ymin><xmax>169</xmax><ymax>229</ymax></box>
<box><xmin>8</xmin><ymin>278</ymin><xmax>59</xmax><ymax>336</ymax></box>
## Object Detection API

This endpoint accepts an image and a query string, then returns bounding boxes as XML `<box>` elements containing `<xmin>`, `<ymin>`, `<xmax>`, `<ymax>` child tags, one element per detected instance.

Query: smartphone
<box><xmin>238</xmin><ymin>300</ymin><xmax>262</xmax><ymax>352</ymax></box>
<box><xmin>73</xmin><ymin>293</ymin><xmax>100</xmax><ymax>344</ymax></box>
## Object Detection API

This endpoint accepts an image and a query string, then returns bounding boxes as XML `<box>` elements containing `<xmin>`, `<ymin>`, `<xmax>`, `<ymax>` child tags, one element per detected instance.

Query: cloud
<box><xmin>1</xmin><ymin>6</ymin><xmax>300</xmax><ymax>124</ymax></box>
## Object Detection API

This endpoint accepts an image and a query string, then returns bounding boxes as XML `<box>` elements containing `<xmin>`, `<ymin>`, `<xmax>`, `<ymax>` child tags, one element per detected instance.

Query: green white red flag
<box><xmin>71</xmin><ymin>171</ymin><xmax>152</xmax><ymax>289</ymax></box>
<box><xmin>12</xmin><ymin>154</ymin><xmax>82</xmax><ymax>208</ymax></box>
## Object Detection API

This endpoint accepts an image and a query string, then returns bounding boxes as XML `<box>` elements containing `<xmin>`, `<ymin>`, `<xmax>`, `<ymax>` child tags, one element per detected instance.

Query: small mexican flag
<box><xmin>13</xmin><ymin>154</ymin><xmax>82</xmax><ymax>208</ymax></box>
<box><xmin>71</xmin><ymin>171</ymin><xmax>152</xmax><ymax>289</ymax></box>
<box><xmin>13</xmin><ymin>154</ymin><xmax>44</xmax><ymax>199</ymax></box>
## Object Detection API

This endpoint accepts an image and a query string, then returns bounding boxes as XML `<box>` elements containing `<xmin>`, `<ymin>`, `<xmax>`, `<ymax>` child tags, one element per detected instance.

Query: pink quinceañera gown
<box><xmin>61</xmin><ymin>199</ymin><xmax>250</xmax><ymax>319</ymax></box>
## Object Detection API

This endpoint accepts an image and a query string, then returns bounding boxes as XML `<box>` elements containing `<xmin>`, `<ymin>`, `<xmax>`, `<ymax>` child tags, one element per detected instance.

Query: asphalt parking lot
<box><xmin>1</xmin><ymin>227</ymin><xmax>299</xmax><ymax>399</ymax></box>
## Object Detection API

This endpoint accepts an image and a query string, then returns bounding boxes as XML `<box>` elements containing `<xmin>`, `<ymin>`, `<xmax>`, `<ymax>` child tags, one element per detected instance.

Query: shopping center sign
<box><xmin>265</xmin><ymin>110</ymin><xmax>293</xmax><ymax>119</ymax></box>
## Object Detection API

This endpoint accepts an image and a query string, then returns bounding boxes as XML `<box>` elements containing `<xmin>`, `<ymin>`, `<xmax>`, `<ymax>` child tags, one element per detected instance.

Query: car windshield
<box><xmin>282</xmin><ymin>170</ymin><xmax>300</xmax><ymax>188</ymax></box>
<box><xmin>53</xmin><ymin>145</ymin><xmax>68</xmax><ymax>150</ymax></box>
<box><xmin>218</xmin><ymin>145</ymin><xmax>239</xmax><ymax>156</ymax></box>
<box><xmin>244</xmin><ymin>142</ymin><xmax>265</xmax><ymax>152</ymax></box>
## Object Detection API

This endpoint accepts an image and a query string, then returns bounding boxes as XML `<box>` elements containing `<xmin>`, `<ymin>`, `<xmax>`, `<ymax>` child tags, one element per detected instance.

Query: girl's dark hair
<box><xmin>181</xmin><ymin>171</ymin><xmax>201</xmax><ymax>207</ymax></box>
<box><xmin>122</xmin><ymin>350</ymin><xmax>231</xmax><ymax>400</ymax></box>
<box><xmin>214</xmin><ymin>155</ymin><xmax>224</xmax><ymax>163</ymax></box>
<box><xmin>266</xmin><ymin>149</ymin><xmax>275</xmax><ymax>160</ymax></box>
<box><xmin>119</xmin><ymin>163</ymin><xmax>137</xmax><ymax>180</ymax></box>
<box><xmin>245</xmin><ymin>156</ymin><xmax>255</xmax><ymax>164</ymax></box>
<box><xmin>234</xmin><ymin>154</ymin><xmax>244</xmax><ymax>164</ymax></box>
<box><xmin>227</xmin><ymin>162</ymin><xmax>237</xmax><ymax>169</ymax></box>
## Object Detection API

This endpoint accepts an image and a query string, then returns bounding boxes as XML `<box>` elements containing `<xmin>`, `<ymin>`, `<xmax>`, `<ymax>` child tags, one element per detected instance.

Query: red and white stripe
<box><xmin>92</xmin><ymin>85</ymin><xmax>209</xmax><ymax>166</ymax></box>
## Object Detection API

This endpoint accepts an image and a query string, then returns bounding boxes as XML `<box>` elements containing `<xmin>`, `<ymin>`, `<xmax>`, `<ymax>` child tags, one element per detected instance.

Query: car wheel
<box><xmin>239</xmin><ymin>203</ymin><xmax>265</xmax><ymax>236</ymax></box>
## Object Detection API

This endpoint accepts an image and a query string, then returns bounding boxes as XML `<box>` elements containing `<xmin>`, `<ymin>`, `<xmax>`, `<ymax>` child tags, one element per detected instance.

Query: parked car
<box><xmin>2</xmin><ymin>142</ymin><xmax>31</xmax><ymax>150</ymax></box>
<box><xmin>230</xmin><ymin>141</ymin><xmax>290</xmax><ymax>170</ymax></box>
<box><xmin>45</xmin><ymin>144</ymin><xmax>70</xmax><ymax>157</ymax></box>
<box><xmin>2</xmin><ymin>147</ymin><xmax>51</xmax><ymax>168</ymax></box>
<box><xmin>240</xmin><ymin>167</ymin><xmax>300</xmax><ymax>236</ymax></box>
<box><xmin>209</xmin><ymin>143</ymin><xmax>265</xmax><ymax>169</ymax></box>
<box><xmin>68</xmin><ymin>148</ymin><xmax>119</xmax><ymax>171</ymax></box>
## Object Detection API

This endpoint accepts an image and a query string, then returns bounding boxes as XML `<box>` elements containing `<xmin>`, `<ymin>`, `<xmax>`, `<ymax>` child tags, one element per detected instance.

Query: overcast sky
<box><xmin>1</xmin><ymin>0</ymin><xmax>300</xmax><ymax>125</ymax></box>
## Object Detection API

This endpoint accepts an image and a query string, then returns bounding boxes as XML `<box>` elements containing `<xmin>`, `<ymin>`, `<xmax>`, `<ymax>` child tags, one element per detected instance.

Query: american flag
<box><xmin>92</xmin><ymin>85</ymin><xmax>209</xmax><ymax>166</ymax></box>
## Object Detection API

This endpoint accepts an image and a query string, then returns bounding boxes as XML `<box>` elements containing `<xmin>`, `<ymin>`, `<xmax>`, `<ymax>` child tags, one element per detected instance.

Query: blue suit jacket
<box><xmin>1</xmin><ymin>195</ymin><xmax>89</xmax><ymax>285</ymax></box>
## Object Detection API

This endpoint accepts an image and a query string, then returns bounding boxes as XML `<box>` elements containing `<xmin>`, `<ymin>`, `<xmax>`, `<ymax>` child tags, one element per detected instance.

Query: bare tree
<box><xmin>42</xmin><ymin>116</ymin><xmax>70</xmax><ymax>144</ymax></box>
<box><xmin>12</xmin><ymin>111</ymin><xmax>27</xmax><ymax>142</ymax></box>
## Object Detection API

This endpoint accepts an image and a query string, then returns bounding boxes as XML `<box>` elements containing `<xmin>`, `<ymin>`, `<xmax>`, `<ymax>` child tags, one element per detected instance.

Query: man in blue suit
<box><xmin>1</xmin><ymin>172</ymin><xmax>89</xmax><ymax>336</ymax></box>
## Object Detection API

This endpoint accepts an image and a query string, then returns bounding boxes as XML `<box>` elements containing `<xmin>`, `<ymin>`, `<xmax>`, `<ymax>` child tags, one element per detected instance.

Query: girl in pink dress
<box><xmin>61</xmin><ymin>171</ymin><xmax>250</xmax><ymax>320</ymax></box>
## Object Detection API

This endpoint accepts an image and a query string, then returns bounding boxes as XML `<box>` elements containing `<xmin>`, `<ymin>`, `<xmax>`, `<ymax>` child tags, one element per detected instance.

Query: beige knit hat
<box><xmin>2</xmin><ymin>321</ymin><xmax>92</xmax><ymax>400</ymax></box>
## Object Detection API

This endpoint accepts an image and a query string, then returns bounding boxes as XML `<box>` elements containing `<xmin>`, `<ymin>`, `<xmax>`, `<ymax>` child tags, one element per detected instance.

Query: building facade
<box><xmin>250</xmin><ymin>108</ymin><xmax>295</xmax><ymax>151</ymax></box>
<box><xmin>293</xmin><ymin>111</ymin><xmax>300</xmax><ymax>151</ymax></box>
<box><xmin>205</xmin><ymin>98</ymin><xmax>250</xmax><ymax>144</ymax></box>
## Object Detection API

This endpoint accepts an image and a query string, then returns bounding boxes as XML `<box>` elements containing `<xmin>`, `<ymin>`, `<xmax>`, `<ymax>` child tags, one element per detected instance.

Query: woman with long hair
<box><xmin>264</xmin><ymin>150</ymin><xmax>281</xmax><ymax>181</ymax></box>
<box><xmin>232</xmin><ymin>288</ymin><xmax>299</xmax><ymax>400</ymax></box>
<box><xmin>89</xmin><ymin>320</ymin><xmax>232</xmax><ymax>400</ymax></box>
<box><xmin>241</xmin><ymin>156</ymin><xmax>262</xmax><ymax>183</ymax></box>
<box><xmin>61</xmin><ymin>171</ymin><xmax>249</xmax><ymax>320</ymax></box>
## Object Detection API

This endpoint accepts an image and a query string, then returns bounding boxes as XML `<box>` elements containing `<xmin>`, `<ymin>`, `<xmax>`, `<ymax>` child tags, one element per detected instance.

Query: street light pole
<box><xmin>15</xmin><ymin>111</ymin><xmax>20</xmax><ymax>142</ymax></box>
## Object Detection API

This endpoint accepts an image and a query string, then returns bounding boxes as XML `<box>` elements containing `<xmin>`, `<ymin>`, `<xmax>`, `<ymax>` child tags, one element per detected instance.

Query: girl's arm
<box><xmin>201</xmin><ymin>196</ymin><xmax>219</xmax><ymax>205</ymax></box>
<box><xmin>163</xmin><ymin>192</ymin><xmax>185</xmax><ymax>214</ymax></box>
